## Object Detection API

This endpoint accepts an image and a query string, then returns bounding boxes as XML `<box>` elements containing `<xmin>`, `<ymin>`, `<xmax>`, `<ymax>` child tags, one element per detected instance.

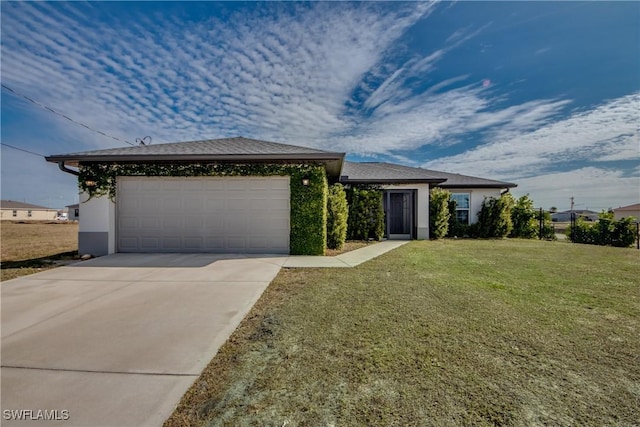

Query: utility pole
<box><xmin>570</xmin><ymin>196</ymin><xmax>575</xmax><ymax>242</ymax></box>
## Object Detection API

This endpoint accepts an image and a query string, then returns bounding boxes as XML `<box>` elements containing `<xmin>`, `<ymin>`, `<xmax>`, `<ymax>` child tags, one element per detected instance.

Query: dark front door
<box><xmin>385</xmin><ymin>191</ymin><xmax>414</xmax><ymax>239</ymax></box>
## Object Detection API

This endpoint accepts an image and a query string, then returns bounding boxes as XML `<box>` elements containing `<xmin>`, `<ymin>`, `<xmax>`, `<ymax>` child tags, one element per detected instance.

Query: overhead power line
<box><xmin>1</xmin><ymin>84</ymin><xmax>135</xmax><ymax>146</ymax></box>
<box><xmin>0</xmin><ymin>142</ymin><xmax>45</xmax><ymax>158</ymax></box>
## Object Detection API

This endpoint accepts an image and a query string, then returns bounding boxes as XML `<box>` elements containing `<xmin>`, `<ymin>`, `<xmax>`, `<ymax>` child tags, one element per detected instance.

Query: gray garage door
<box><xmin>117</xmin><ymin>176</ymin><xmax>290</xmax><ymax>253</ymax></box>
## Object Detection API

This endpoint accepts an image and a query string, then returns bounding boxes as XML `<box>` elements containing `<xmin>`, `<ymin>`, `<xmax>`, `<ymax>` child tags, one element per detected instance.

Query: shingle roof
<box><xmin>340</xmin><ymin>162</ymin><xmax>446</xmax><ymax>184</ymax></box>
<box><xmin>340</xmin><ymin>162</ymin><xmax>516</xmax><ymax>188</ymax></box>
<box><xmin>422</xmin><ymin>169</ymin><xmax>517</xmax><ymax>189</ymax></box>
<box><xmin>1</xmin><ymin>200</ymin><xmax>56</xmax><ymax>210</ymax></box>
<box><xmin>46</xmin><ymin>137</ymin><xmax>515</xmax><ymax>188</ymax></box>
<box><xmin>614</xmin><ymin>203</ymin><xmax>640</xmax><ymax>211</ymax></box>
<box><xmin>49</xmin><ymin>137</ymin><xmax>335</xmax><ymax>159</ymax></box>
<box><xmin>46</xmin><ymin>136</ymin><xmax>346</xmax><ymax>177</ymax></box>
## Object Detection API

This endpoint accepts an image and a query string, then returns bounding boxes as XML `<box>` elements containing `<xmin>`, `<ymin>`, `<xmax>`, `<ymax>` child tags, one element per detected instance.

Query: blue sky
<box><xmin>1</xmin><ymin>1</ymin><xmax>638</xmax><ymax>211</ymax></box>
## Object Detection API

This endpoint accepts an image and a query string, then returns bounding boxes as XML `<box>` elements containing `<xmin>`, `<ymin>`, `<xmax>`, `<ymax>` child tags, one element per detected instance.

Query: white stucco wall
<box><xmin>447</xmin><ymin>188</ymin><xmax>505</xmax><ymax>224</ymax></box>
<box><xmin>79</xmin><ymin>192</ymin><xmax>116</xmax><ymax>254</ymax></box>
<box><xmin>381</xmin><ymin>183</ymin><xmax>431</xmax><ymax>239</ymax></box>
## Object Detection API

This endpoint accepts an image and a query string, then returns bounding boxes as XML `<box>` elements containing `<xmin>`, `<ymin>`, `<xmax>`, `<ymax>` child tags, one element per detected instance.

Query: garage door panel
<box><xmin>139</xmin><ymin>237</ymin><xmax>161</xmax><ymax>250</ymax></box>
<box><xmin>161</xmin><ymin>237</ymin><xmax>182</xmax><ymax>250</ymax></box>
<box><xmin>117</xmin><ymin>177</ymin><xmax>290</xmax><ymax>253</ymax></box>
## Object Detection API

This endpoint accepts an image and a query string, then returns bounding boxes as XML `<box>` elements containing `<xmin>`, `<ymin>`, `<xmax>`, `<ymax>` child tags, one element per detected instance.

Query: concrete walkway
<box><xmin>283</xmin><ymin>240</ymin><xmax>409</xmax><ymax>267</ymax></box>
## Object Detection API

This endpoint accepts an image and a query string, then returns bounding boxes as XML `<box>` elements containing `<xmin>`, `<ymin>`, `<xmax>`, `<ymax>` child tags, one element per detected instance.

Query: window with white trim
<box><xmin>451</xmin><ymin>193</ymin><xmax>470</xmax><ymax>224</ymax></box>
<box><xmin>27</xmin><ymin>210</ymin><xmax>32</xmax><ymax>217</ymax></box>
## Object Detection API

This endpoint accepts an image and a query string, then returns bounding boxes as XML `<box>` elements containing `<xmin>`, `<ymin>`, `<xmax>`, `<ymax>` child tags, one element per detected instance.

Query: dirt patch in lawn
<box><xmin>325</xmin><ymin>240</ymin><xmax>374</xmax><ymax>257</ymax></box>
<box><xmin>1</xmin><ymin>221</ymin><xmax>79</xmax><ymax>281</ymax></box>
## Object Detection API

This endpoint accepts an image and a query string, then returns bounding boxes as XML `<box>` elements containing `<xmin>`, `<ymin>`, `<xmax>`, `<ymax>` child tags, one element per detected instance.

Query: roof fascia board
<box><xmin>340</xmin><ymin>178</ymin><xmax>447</xmax><ymax>184</ymax></box>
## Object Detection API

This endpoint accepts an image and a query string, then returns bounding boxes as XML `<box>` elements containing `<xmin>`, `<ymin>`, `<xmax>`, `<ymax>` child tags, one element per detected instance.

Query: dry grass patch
<box><xmin>325</xmin><ymin>240</ymin><xmax>374</xmax><ymax>257</ymax></box>
<box><xmin>166</xmin><ymin>239</ymin><xmax>640</xmax><ymax>427</ymax></box>
<box><xmin>1</xmin><ymin>221</ymin><xmax>78</xmax><ymax>281</ymax></box>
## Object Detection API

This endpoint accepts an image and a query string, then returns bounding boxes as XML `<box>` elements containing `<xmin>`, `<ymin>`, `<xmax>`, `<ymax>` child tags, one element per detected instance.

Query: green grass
<box><xmin>166</xmin><ymin>239</ymin><xmax>640</xmax><ymax>427</ymax></box>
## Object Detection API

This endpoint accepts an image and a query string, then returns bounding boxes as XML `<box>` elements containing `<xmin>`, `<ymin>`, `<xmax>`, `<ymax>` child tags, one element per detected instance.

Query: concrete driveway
<box><xmin>1</xmin><ymin>253</ymin><xmax>286</xmax><ymax>427</ymax></box>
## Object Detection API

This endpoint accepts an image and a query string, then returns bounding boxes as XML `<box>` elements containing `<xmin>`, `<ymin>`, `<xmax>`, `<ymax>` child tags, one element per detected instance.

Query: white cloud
<box><xmin>1</xmin><ymin>2</ymin><xmax>436</xmax><ymax>152</ymax></box>
<box><xmin>2</xmin><ymin>1</ymin><xmax>577</xmax><ymax>161</ymax></box>
<box><xmin>512</xmin><ymin>167</ymin><xmax>640</xmax><ymax>211</ymax></box>
<box><xmin>423</xmin><ymin>93</ymin><xmax>640</xmax><ymax>179</ymax></box>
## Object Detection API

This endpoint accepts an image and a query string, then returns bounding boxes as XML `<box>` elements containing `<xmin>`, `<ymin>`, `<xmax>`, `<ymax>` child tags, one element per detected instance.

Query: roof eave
<box><xmin>340</xmin><ymin>178</ymin><xmax>447</xmax><ymax>185</ymax></box>
<box><xmin>46</xmin><ymin>153</ymin><xmax>346</xmax><ymax>178</ymax></box>
<box><xmin>438</xmin><ymin>183</ymin><xmax>518</xmax><ymax>189</ymax></box>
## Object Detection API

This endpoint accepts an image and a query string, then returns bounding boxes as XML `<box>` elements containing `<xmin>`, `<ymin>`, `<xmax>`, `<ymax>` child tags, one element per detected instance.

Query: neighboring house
<box><xmin>46</xmin><ymin>137</ymin><xmax>516</xmax><ymax>256</ymax></box>
<box><xmin>613</xmin><ymin>203</ymin><xmax>640</xmax><ymax>221</ymax></box>
<box><xmin>552</xmin><ymin>209</ymin><xmax>600</xmax><ymax>222</ymax></box>
<box><xmin>0</xmin><ymin>200</ymin><xmax>58</xmax><ymax>221</ymax></box>
<box><xmin>67</xmin><ymin>204</ymin><xmax>80</xmax><ymax>221</ymax></box>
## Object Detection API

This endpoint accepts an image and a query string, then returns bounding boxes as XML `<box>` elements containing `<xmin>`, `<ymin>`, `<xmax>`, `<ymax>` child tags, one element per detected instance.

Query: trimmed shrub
<box><xmin>326</xmin><ymin>183</ymin><xmax>349</xmax><ymax>250</ymax></box>
<box><xmin>289</xmin><ymin>167</ymin><xmax>328</xmax><ymax>255</ymax></box>
<box><xmin>612</xmin><ymin>217</ymin><xmax>637</xmax><ymax>247</ymax></box>
<box><xmin>567</xmin><ymin>212</ymin><xmax>637</xmax><ymax>248</ymax></box>
<box><xmin>510</xmin><ymin>195</ymin><xmax>538</xmax><ymax>239</ymax></box>
<box><xmin>346</xmin><ymin>186</ymin><xmax>384</xmax><ymax>241</ymax></box>
<box><xmin>429</xmin><ymin>188</ymin><xmax>450</xmax><ymax>239</ymax></box>
<box><xmin>476</xmin><ymin>193</ymin><xmax>514</xmax><ymax>238</ymax></box>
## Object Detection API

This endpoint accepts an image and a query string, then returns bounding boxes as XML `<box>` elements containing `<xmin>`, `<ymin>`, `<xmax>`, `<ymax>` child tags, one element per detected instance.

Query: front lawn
<box><xmin>166</xmin><ymin>239</ymin><xmax>640</xmax><ymax>427</ymax></box>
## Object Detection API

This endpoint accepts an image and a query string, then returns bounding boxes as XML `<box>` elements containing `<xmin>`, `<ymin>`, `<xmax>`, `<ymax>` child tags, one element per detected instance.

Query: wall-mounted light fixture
<box><xmin>85</xmin><ymin>180</ymin><xmax>97</xmax><ymax>187</ymax></box>
<box><xmin>301</xmin><ymin>177</ymin><xmax>310</xmax><ymax>186</ymax></box>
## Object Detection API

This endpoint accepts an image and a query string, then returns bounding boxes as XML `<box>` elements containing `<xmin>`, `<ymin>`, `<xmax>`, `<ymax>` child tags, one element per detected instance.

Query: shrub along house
<box><xmin>46</xmin><ymin>137</ymin><xmax>516</xmax><ymax>256</ymax></box>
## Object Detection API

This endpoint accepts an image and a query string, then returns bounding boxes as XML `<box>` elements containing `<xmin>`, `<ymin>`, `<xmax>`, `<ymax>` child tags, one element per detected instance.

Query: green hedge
<box><xmin>78</xmin><ymin>162</ymin><xmax>328</xmax><ymax>255</ymax></box>
<box><xmin>510</xmin><ymin>194</ymin><xmax>538</xmax><ymax>239</ymax></box>
<box><xmin>429</xmin><ymin>188</ymin><xmax>450</xmax><ymax>239</ymax></box>
<box><xmin>326</xmin><ymin>183</ymin><xmax>348</xmax><ymax>250</ymax></box>
<box><xmin>474</xmin><ymin>194</ymin><xmax>514</xmax><ymax>238</ymax></box>
<box><xmin>567</xmin><ymin>212</ymin><xmax>636</xmax><ymax>248</ymax></box>
<box><xmin>346</xmin><ymin>186</ymin><xmax>384</xmax><ymax>241</ymax></box>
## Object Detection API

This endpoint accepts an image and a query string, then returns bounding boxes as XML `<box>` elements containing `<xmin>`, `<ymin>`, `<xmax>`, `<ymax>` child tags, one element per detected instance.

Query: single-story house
<box><xmin>613</xmin><ymin>203</ymin><xmax>640</xmax><ymax>221</ymax></box>
<box><xmin>551</xmin><ymin>209</ymin><xmax>600</xmax><ymax>222</ymax></box>
<box><xmin>66</xmin><ymin>204</ymin><xmax>80</xmax><ymax>221</ymax></box>
<box><xmin>0</xmin><ymin>200</ymin><xmax>58</xmax><ymax>221</ymax></box>
<box><xmin>45</xmin><ymin>137</ymin><xmax>516</xmax><ymax>256</ymax></box>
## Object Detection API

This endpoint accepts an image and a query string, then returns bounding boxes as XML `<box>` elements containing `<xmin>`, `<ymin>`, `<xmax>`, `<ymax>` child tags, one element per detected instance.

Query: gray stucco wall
<box><xmin>79</xmin><ymin>232</ymin><xmax>109</xmax><ymax>256</ymax></box>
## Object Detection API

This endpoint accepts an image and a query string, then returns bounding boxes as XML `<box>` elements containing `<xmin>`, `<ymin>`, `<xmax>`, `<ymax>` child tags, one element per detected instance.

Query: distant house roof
<box><xmin>614</xmin><ymin>203</ymin><xmax>640</xmax><ymax>211</ymax></box>
<box><xmin>558</xmin><ymin>209</ymin><xmax>599</xmax><ymax>215</ymax></box>
<box><xmin>0</xmin><ymin>200</ymin><xmax>56</xmax><ymax>210</ymax></box>
<box><xmin>45</xmin><ymin>137</ymin><xmax>345</xmax><ymax>177</ymax></box>
<box><xmin>340</xmin><ymin>161</ymin><xmax>516</xmax><ymax>188</ymax></box>
<box><xmin>66</xmin><ymin>204</ymin><xmax>80</xmax><ymax>209</ymax></box>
